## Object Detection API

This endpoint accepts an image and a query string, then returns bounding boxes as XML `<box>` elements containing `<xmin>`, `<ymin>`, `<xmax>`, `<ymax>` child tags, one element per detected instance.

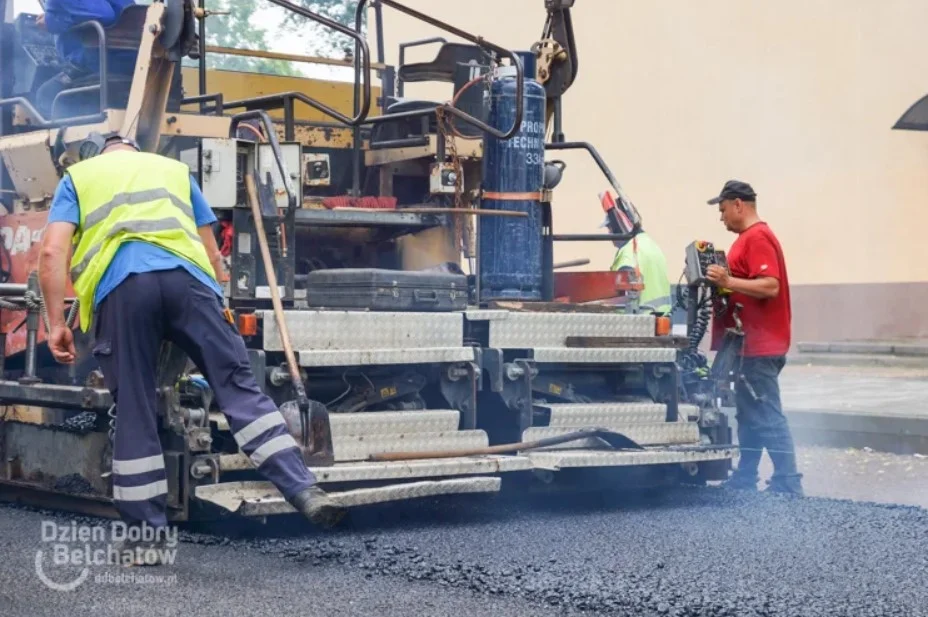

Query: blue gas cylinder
<box><xmin>478</xmin><ymin>53</ymin><xmax>547</xmax><ymax>302</ymax></box>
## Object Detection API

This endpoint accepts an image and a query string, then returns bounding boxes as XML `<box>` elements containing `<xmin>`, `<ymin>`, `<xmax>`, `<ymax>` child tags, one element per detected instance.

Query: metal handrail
<box><xmin>222</xmin><ymin>91</ymin><xmax>368</xmax><ymax>129</ymax></box>
<box><xmin>263</xmin><ymin>0</ymin><xmax>372</xmax><ymax>127</ymax></box>
<box><xmin>355</xmin><ymin>0</ymin><xmax>525</xmax><ymax>142</ymax></box>
<box><xmin>544</xmin><ymin>141</ymin><xmax>643</xmax><ymax>234</ymax></box>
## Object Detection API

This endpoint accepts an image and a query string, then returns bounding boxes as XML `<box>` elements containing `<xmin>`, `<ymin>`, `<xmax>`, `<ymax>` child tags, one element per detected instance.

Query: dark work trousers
<box><xmin>91</xmin><ymin>268</ymin><xmax>316</xmax><ymax>528</ymax></box>
<box><xmin>732</xmin><ymin>355</ymin><xmax>803</xmax><ymax>493</ymax></box>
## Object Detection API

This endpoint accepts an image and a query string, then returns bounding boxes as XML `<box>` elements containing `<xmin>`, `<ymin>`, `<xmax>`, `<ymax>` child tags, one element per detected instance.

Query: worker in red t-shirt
<box><xmin>704</xmin><ymin>180</ymin><xmax>804</xmax><ymax>496</ymax></box>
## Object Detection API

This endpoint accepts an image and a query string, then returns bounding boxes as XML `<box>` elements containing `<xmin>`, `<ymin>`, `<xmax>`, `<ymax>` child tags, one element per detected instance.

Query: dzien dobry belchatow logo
<box><xmin>35</xmin><ymin>521</ymin><xmax>178</xmax><ymax>591</ymax></box>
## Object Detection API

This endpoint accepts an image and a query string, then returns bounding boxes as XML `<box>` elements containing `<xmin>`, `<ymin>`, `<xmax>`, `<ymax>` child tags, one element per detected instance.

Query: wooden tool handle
<box><xmin>244</xmin><ymin>174</ymin><xmax>305</xmax><ymax>399</ymax></box>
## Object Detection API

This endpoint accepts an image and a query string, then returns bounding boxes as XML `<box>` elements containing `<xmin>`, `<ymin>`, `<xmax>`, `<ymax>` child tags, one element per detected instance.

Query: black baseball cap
<box><xmin>706</xmin><ymin>180</ymin><xmax>757</xmax><ymax>204</ymax></box>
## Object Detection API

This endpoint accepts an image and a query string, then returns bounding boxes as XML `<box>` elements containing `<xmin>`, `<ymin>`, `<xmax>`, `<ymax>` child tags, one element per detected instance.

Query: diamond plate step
<box><xmin>334</xmin><ymin>430</ymin><xmax>489</xmax><ymax>462</ymax></box>
<box><xmin>209</xmin><ymin>409</ymin><xmax>464</xmax><ymax>435</ymax></box>
<box><xmin>532</xmin><ymin>347</ymin><xmax>677</xmax><ymax>364</ymax></box>
<box><xmin>522</xmin><ymin>423</ymin><xmax>701</xmax><ymax>448</ymax></box>
<box><xmin>329</xmin><ymin>410</ymin><xmax>461</xmax><ymax>437</ymax></box>
<box><xmin>540</xmin><ymin>403</ymin><xmax>701</xmax><ymax>427</ymax></box>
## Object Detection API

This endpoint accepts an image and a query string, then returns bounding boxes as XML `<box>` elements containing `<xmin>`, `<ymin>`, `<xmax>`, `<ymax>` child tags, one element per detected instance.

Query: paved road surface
<box><xmin>2</xmin><ymin>364</ymin><xmax>926</xmax><ymax>617</ymax></box>
<box><xmin>1</xmin><ymin>444</ymin><xmax>926</xmax><ymax>617</ymax></box>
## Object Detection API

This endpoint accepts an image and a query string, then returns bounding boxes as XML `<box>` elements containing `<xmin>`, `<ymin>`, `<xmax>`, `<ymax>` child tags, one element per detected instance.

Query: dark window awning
<box><xmin>894</xmin><ymin>93</ymin><xmax>928</xmax><ymax>131</ymax></box>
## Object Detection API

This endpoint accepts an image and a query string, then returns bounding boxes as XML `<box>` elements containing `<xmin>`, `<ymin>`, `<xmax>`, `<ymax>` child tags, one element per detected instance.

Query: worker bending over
<box><xmin>39</xmin><ymin>135</ymin><xmax>345</xmax><ymax>563</ymax></box>
<box><xmin>609</xmin><ymin>225</ymin><xmax>672</xmax><ymax>315</ymax></box>
<box><xmin>705</xmin><ymin>180</ymin><xmax>803</xmax><ymax>496</ymax></box>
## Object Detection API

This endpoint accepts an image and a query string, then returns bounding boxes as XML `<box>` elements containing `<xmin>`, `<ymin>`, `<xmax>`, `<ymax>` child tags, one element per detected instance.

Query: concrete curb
<box><xmin>787</xmin><ymin>353</ymin><xmax>928</xmax><ymax>369</ymax></box>
<box><xmin>785</xmin><ymin>408</ymin><xmax>928</xmax><ymax>455</ymax></box>
<box><xmin>797</xmin><ymin>341</ymin><xmax>928</xmax><ymax>356</ymax></box>
<box><xmin>721</xmin><ymin>406</ymin><xmax>928</xmax><ymax>455</ymax></box>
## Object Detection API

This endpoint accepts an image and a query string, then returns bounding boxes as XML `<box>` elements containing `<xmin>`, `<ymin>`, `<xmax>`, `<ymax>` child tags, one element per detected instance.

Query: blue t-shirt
<box><xmin>47</xmin><ymin>174</ymin><xmax>224</xmax><ymax>308</ymax></box>
<box><xmin>44</xmin><ymin>0</ymin><xmax>138</xmax><ymax>75</ymax></box>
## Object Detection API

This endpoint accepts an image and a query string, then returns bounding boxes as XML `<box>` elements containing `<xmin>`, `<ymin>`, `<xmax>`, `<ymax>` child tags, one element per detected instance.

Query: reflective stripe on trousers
<box><xmin>111</xmin><ymin>454</ymin><xmax>168</xmax><ymax>509</ymax></box>
<box><xmin>232</xmin><ymin>411</ymin><xmax>302</xmax><ymax>468</ymax></box>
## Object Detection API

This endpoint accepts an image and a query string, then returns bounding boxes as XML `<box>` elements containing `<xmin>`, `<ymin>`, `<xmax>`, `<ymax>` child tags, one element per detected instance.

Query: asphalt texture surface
<box><xmin>1</xmin><ymin>446</ymin><xmax>926</xmax><ymax>617</ymax></box>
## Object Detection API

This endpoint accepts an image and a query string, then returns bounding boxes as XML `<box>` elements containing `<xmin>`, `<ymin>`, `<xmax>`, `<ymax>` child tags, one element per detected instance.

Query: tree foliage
<box><xmin>189</xmin><ymin>0</ymin><xmax>364</xmax><ymax>77</ymax></box>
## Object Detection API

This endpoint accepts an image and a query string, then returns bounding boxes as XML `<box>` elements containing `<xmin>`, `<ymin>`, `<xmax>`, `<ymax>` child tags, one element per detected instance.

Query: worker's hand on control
<box><xmin>49</xmin><ymin>325</ymin><xmax>76</xmax><ymax>364</ymax></box>
<box><xmin>706</xmin><ymin>265</ymin><xmax>730</xmax><ymax>288</ymax></box>
<box><xmin>35</xmin><ymin>14</ymin><xmax>46</xmax><ymax>28</ymax></box>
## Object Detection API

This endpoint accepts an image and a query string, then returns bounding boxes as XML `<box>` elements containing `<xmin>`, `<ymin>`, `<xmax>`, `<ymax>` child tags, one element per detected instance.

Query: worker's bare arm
<box><xmin>39</xmin><ymin>222</ymin><xmax>77</xmax><ymax>328</ymax></box>
<box><xmin>198</xmin><ymin>225</ymin><xmax>228</xmax><ymax>283</ymax></box>
<box><xmin>39</xmin><ymin>222</ymin><xmax>77</xmax><ymax>364</ymax></box>
<box><xmin>705</xmin><ymin>264</ymin><xmax>779</xmax><ymax>299</ymax></box>
<box><xmin>723</xmin><ymin>275</ymin><xmax>779</xmax><ymax>299</ymax></box>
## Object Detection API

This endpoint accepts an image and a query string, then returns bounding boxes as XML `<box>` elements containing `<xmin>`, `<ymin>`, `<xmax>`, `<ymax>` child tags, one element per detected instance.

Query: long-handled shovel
<box><xmin>244</xmin><ymin>172</ymin><xmax>334</xmax><ymax>466</ymax></box>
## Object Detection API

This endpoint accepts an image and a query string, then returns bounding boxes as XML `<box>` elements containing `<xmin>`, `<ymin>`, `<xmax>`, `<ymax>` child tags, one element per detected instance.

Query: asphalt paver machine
<box><xmin>0</xmin><ymin>0</ymin><xmax>735</xmax><ymax>521</ymax></box>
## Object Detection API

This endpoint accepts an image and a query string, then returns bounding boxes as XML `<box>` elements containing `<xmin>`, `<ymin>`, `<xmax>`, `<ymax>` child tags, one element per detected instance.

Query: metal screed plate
<box><xmin>195</xmin><ymin>477</ymin><xmax>503</xmax><ymax>516</ymax></box>
<box><xmin>528</xmin><ymin>447</ymin><xmax>738</xmax><ymax>471</ymax></box>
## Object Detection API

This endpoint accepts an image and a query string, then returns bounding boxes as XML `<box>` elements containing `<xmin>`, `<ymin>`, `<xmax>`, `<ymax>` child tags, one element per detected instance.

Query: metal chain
<box><xmin>435</xmin><ymin>106</ymin><xmax>466</xmax><ymax>211</ymax></box>
<box><xmin>107</xmin><ymin>403</ymin><xmax>117</xmax><ymax>443</ymax></box>
<box><xmin>435</xmin><ymin>105</ymin><xmax>467</xmax><ymax>254</ymax></box>
<box><xmin>0</xmin><ymin>291</ymin><xmax>79</xmax><ymax>332</ymax></box>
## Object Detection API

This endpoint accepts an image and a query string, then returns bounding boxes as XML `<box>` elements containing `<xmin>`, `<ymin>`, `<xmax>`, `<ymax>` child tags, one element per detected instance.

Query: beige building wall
<box><xmin>376</xmin><ymin>0</ymin><xmax>928</xmax><ymax>342</ymax></box>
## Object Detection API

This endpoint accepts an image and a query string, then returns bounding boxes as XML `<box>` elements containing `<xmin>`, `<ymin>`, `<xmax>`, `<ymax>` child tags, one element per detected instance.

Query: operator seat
<box><xmin>372</xmin><ymin>43</ymin><xmax>490</xmax><ymax>146</ymax></box>
<box><xmin>48</xmin><ymin>4</ymin><xmax>184</xmax><ymax>121</ymax></box>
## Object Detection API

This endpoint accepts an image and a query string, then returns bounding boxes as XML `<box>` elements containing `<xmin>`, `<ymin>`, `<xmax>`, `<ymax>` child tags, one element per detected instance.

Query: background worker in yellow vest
<box><xmin>38</xmin><ymin>133</ymin><xmax>344</xmax><ymax>562</ymax></box>
<box><xmin>608</xmin><ymin>227</ymin><xmax>673</xmax><ymax>315</ymax></box>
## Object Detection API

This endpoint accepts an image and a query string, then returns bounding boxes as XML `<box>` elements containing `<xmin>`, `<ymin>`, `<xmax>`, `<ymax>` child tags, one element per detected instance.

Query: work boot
<box><xmin>765</xmin><ymin>474</ymin><xmax>804</xmax><ymax>497</ymax></box>
<box><xmin>111</xmin><ymin>535</ymin><xmax>169</xmax><ymax>567</ymax></box>
<box><xmin>720</xmin><ymin>470</ymin><xmax>759</xmax><ymax>491</ymax></box>
<box><xmin>289</xmin><ymin>485</ymin><xmax>346</xmax><ymax>528</ymax></box>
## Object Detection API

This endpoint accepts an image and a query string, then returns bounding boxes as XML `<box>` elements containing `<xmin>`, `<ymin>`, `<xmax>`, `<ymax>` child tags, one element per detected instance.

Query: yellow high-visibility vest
<box><xmin>65</xmin><ymin>150</ymin><xmax>214</xmax><ymax>331</ymax></box>
<box><xmin>610</xmin><ymin>231</ymin><xmax>672</xmax><ymax>314</ymax></box>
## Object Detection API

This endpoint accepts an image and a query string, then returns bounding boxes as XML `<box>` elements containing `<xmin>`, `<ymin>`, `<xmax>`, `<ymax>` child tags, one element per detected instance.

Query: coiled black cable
<box><xmin>688</xmin><ymin>298</ymin><xmax>711</xmax><ymax>351</ymax></box>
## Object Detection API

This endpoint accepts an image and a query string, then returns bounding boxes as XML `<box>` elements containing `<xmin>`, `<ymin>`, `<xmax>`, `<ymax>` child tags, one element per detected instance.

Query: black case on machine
<box><xmin>304</xmin><ymin>268</ymin><xmax>468</xmax><ymax>312</ymax></box>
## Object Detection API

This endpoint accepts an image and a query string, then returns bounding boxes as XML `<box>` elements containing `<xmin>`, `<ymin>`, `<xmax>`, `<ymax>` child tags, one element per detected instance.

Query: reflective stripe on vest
<box><xmin>83</xmin><ymin>188</ymin><xmax>194</xmax><ymax>231</ymax></box>
<box><xmin>70</xmin><ymin>217</ymin><xmax>202</xmax><ymax>281</ymax></box>
<box><xmin>611</xmin><ymin>232</ymin><xmax>672</xmax><ymax>314</ymax></box>
<box><xmin>65</xmin><ymin>150</ymin><xmax>215</xmax><ymax>332</ymax></box>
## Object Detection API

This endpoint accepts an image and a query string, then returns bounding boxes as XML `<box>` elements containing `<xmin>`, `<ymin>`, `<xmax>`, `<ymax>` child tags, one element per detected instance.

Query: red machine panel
<box><xmin>0</xmin><ymin>211</ymin><xmax>78</xmax><ymax>357</ymax></box>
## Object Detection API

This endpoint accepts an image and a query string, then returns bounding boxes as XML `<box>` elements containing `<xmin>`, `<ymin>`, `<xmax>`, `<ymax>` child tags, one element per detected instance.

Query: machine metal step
<box><xmin>519</xmin><ymin>401</ymin><xmax>712</xmax><ymax>471</ymax></box>
<box><xmin>195</xmin><ymin>477</ymin><xmax>503</xmax><ymax>517</ymax></box>
<box><xmin>329</xmin><ymin>409</ymin><xmax>461</xmax><ymax>436</ymax></box>
<box><xmin>329</xmin><ymin>409</ymin><xmax>487</xmax><ymax>462</ymax></box>
<box><xmin>218</xmin><ymin>409</ymin><xmax>491</xmax><ymax>465</ymax></box>
<box><xmin>522</xmin><ymin>423</ymin><xmax>702</xmax><ymax>448</ymax></box>
<box><xmin>541</xmin><ymin>402</ymin><xmax>699</xmax><ymax>427</ymax></box>
<box><xmin>332</xmin><ymin>431</ymin><xmax>488</xmax><ymax>462</ymax></box>
<box><xmin>211</xmin><ymin>409</ymin><xmax>464</xmax><ymax>435</ymax></box>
